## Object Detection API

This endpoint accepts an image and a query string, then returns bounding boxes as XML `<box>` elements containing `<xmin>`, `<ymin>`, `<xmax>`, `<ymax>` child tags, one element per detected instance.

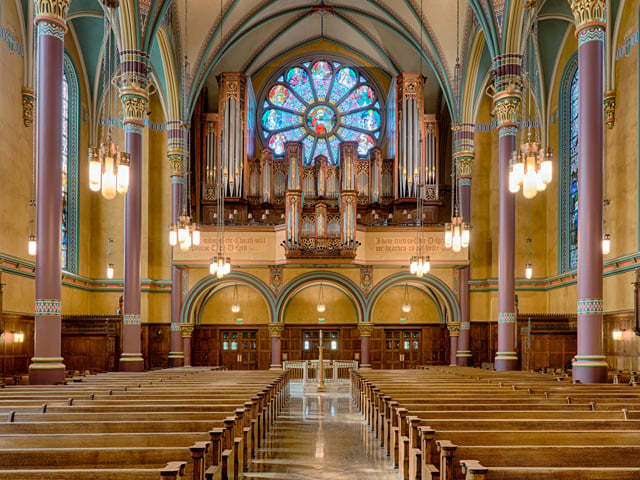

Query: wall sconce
<box><xmin>612</xmin><ymin>329</ymin><xmax>623</xmax><ymax>341</ymax></box>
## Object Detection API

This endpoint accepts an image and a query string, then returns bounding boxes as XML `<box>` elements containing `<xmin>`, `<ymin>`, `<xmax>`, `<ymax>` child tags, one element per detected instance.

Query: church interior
<box><xmin>1</xmin><ymin>0</ymin><xmax>640</xmax><ymax>478</ymax></box>
<box><xmin>0</xmin><ymin>0</ymin><xmax>639</xmax><ymax>384</ymax></box>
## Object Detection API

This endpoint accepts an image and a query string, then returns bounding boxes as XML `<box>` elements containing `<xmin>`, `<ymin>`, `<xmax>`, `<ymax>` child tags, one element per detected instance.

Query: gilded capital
<box><xmin>268</xmin><ymin>323</ymin><xmax>285</xmax><ymax>337</ymax></box>
<box><xmin>447</xmin><ymin>323</ymin><xmax>461</xmax><ymax>336</ymax></box>
<box><xmin>168</xmin><ymin>149</ymin><xmax>185</xmax><ymax>176</ymax></box>
<box><xmin>603</xmin><ymin>90</ymin><xmax>616</xmax><ymax>129</ymax></box>
<box><xmin>119</xmin><ymin>87</ymin><xmax>149</xmax><ymax>125</ymax></box>
<box><xmin>569</xmin><ymin>0</ymin><xmax>607</xmax><ymax>31</ymax></box>
<box><xmin>455</xmin><ymin>151</ymin><xmax>474</xmax><ymax>179</ymax></box>
<box><xmin>180</xmin><ymin>323</ymin><xmax>195</xmax><ymax>338</ymax></box>
<box><xmin>493</xmin><ymin>89</ymin><xmax>521</xmax><ymax>129</ymax></box>
<box><xmin>357</xmin><ymin>322</ymin><xmax>374</xmax><ymax>337</ymax></box>
<box><xmin>22</xmin><ymin>88</ymin><xmax>35</xmax><ymax>127</ymax></box>
<box><xmin>35</xmin><ymin>0</ymin><xmax>71</xmax><ymax>24</ymax></box>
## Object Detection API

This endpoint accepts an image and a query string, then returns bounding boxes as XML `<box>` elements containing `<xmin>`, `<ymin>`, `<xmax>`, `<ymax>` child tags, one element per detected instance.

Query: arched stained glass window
<box><xmin>559</xmin><ymin>54</ymin><xmax>578</xmax><ymax>273</ymax></box>
<box><xmin>62</xmin><ymin>54</ymin><xmax>79</xmax><ymax>273</ymax></box>
<box><xmin>259</xmin><ymin>59</ymin><xmax>384</xmax><ymax>165</ymax></box>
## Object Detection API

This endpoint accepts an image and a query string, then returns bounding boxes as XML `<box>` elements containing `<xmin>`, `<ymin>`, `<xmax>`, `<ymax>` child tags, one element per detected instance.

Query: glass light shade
<box><xmin>452</xmin><ymin>225</ymin><xmax>461</xmax><ymax>253</ymax></box>
<box><xmin>178</xmin><ymin>224</ymin><xmax>188</xmax><ymax>243</ymax></box>
<box><xmin>525</xmin><ymin>263</ymin><xmax>533</xmax><ymax>279</ymax></box>
<box><xmin>101</xmin><ymin>154</ymin><xmax>117</xmax><ymax>200</ymax></box>
<box><xmin>116</xmin><ymin>153</ymin><xmax>130</xmax><ymax>194</ymax></box>
<box><xmin>88</xmin><ymin>148</ymin><xmax>102</xmax><ymax>192</ymax></box>
<box><xmin>224</xmin><ymin>259</ymin><xmax>231</xmax><ymax>275</ymax></box>
<box><xmin>179</xmin><ymin>233</ymin><xmax>191</xmax><ymax>252</ymax></box>
<box><xmin>512</xmin><ymin>161</ymin><xmax>524</xmax><ymax>185</ymax></box>
<box><xmin>231</xmin><ymin>303</ymin><xmax>240</xmax><ymax>313</ymax></box>
<box><xmin>216</xmin><ymin>269</ymin><xmax>224</xmax><ymax>279</ymax></box>
<box><xmin>169</xmin><ymin>226</ymin><xmax>178</xmax><ymax>246</ymax></box>
<box><xmin>410</xmin><ymin>259</ymin><xmax>418</xmax><ymax>274</ymax></box>
<box><xmin>536</xmin><ymin>174</ymin><xmax>547</xmax><ymax>191</ymax></box>
<box><xmin>416</xmin><ymin>268</ymin><xmax>424</xmax><ymax>278</ymax></box>
<box><xmin>28</xmin><ymin>235</ymin><xmax>37</xmax><ymax>256</ymax></box>
<box><xmin>522</xmin><ymin>169</ymin><xmax>538</xmax><ymax>199</ymax></box>
<box><xmin>209</xmin><ymin>259</ymin><xmax>217</xmax><ymax>275</ymax></box>
<box><xmin>461</xmin><ymin>225</ymin><xmax>470</xmax><ymax>248</ymax></box>
<box><xmin>444</xmin><ymin>225</ymin><xmax>453</xmax><ymax>248</ymax></box>
<box><xmin>540</xmin><ymin>159</ymin><xmax>552</xmax><ymax>184</ymax></box>
<box><xmin>106</xmin><ymin>263</ymin><xmax>115</xmax><ymax>279</ymax></box>
<box><xmin>192</xmin><ymin>226</ymin><xmax>201</xmax><ymax>246</ymax></box>
<box><xmin>317</xmin><ymin>303</ymin><xmax>326</xmax><ymax>313</ymax></box>
<box><xmin>602</xmin><ymin>234</ymin><xmax>611</xmax><ymax>255</ymax></box>
<box><xmin>508</xmin><ymin>170</ymin><xmax>520</xmax><ymax>193</ymax></box>
<box><xmin>402</xmin><ymin>303</ymin><xmax>411</xmax><ymax>313</ymax></box>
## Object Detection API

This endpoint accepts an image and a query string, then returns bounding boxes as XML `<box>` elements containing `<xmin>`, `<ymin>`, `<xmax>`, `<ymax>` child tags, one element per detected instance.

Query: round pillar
<box><xmin>29</xmin><ymin>0</ymin><xmax>71</xmax><ymax>385</ymax></box>
<box><xmin>268</xmin><ymin>323</ymin><xmax>285</xmax><ymax>370</ymax></box>
<box><xmin>448</xmin><ymin>323</ymin><xmax>460</xmax><ymax>366</ymax></box>
<box><xmin>357</xmin><ymin>323</ymin><xmax>374</xmax><ymax>369</ymax></box>
<box><xmin>181</xmin><ymin>323</ymin><xmax>195</xmax><ymax>368</ymax></box>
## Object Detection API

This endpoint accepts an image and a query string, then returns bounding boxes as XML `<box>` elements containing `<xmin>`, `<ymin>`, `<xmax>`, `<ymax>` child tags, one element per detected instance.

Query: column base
<box><xmin>269</xmin><ymin>364</ymin><xmax>283</xmax><ymax>370</ymax></box>
<box><xmin>28</xmin><ymin>357</ymin><xmax>66</xmax><ymax>385</ymax></box>
<box><xmin>494</xmin><ymin>351</ymin><xmax>519</xmax><ymax>371</ymax></box>
<box><xmin>119</xmin><ymin>353</ymin><xmax>144</xmax><ymax>372</ymax></box>
<box><xmin>359</xmin><ymin>364</ymin><xmax>372</xmax><ymax>369</ymax></box>
<box><xmin>456</xmin><ymin>351</ymin><xmax>472</xmax><ymax>366</ymax></box>
<box><xmin>168</xmin><ymin>352</ymin><xmax>184</xmax><ymax>368</ymax></box>
<box><xmin>572</xmin><ymin>356</ymin><xmax>608</xmax><ymax>384</ymax></box>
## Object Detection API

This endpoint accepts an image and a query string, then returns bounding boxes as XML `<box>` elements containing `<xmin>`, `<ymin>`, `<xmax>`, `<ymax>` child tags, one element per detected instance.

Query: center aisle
<box><xmin>245</xmin><ymin>384</ymin><xmax>399</xmax><ymax>480</ymax></box>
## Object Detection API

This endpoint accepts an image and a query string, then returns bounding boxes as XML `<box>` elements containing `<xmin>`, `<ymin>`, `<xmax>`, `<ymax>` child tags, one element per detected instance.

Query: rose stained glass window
<box><xmin>260</xmin><ymin>60</ymin><xmax>383</xmax><ymax>165</ymax></box>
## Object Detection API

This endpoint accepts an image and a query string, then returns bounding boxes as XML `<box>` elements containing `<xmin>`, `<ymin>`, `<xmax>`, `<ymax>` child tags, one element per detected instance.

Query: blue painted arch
<box><xmin>180</xmin><ymin>271</ymin><xmax>277</xmax><ymax>325</ymax></box>
<box><xmin>275</xmin><ymin>271</ymin><xmax>367</xmax><ymax>324</ymax></box>
<box><xmin>366</xmin><ymin>272</ymin><xmax>461</xmax><ymax>324</ymax></box>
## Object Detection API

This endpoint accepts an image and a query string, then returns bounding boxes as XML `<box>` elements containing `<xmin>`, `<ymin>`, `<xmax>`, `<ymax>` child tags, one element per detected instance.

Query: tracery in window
<box><xmin>259</xmin><ymin>59</ymin><xmax>383</xmax><ymax>165</ymax></box>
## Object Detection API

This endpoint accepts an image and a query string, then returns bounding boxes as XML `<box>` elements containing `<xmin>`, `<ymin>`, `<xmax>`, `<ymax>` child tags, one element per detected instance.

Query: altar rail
<box><xmin>283</xmin><ymin>360</ymin><xmax>358</xmax><ymax>384</ymax></box>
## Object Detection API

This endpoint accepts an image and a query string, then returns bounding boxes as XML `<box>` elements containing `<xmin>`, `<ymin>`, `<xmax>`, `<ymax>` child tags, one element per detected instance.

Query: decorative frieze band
<box><xmin>460</xmin><ymin>321</ymin><xmax>470</xmax><ymax>330</ymax></box>
<box><xmin>498</xmin><ymin>126</ymin><xmax>518</xmax><ymax>138</ymax></box>
<box><xmin>457</xmin><ymin>178</ymin><xmax>472</xmax><ymax>187</ymax></box>
<box><xmin>577</xmin><ymin>298</ymin><xmax>603</xmax><ymax>315</ymax></box>
<box><xmin>170</xmin><ymin>323</ymin><xmax>182</xmax><ymax>332</ymax></box>
<box><xmin>123</xmin><ymin>314</ymin><xmax>141</xmax><ymax>326</ymax></box>
<box><xmin>578</xmin><ymin>26</ymin><xmax>605</xmax><ymax>46</ymax></box>
<box><xmin>37</xmin><ymin>21</ymin><xmax>66</xmax><ymax>40</ymax></box>
<box><xmin>498</xmin><ymin>312</ymin><xmax>516</xmax><ymax>324</ymax></box>
<box><xmin>22</xmin><ymin>88</ymin><xmax>35</xmax><ymax>127</ymax></box>
<box><xmin>35</xmin><ymin>299</ymin><xmax>62</xmax><ymax>316</ymax></box>
<box><xmin>603</xmin><ymin>91</ymin><xmax>616</xmax><ymax>129</ymax></box>
<box><xmin>123</xmin><ymin>122</ymin><xmax>144</xmax><ymax>136</ymax></box>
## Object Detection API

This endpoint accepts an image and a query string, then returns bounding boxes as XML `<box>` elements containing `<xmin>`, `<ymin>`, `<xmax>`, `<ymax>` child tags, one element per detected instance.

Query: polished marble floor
<box><xmin>245</xmin><ymin>384</ymin><xmax>399</xmax><ymax>480</ymax></box>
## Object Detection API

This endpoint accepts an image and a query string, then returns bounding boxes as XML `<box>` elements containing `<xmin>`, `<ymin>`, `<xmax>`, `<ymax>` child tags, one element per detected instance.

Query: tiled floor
<box><xmin>245</xmin><ymin>383</ymin><xmax>399</xmax><ymax>480</ymax></box>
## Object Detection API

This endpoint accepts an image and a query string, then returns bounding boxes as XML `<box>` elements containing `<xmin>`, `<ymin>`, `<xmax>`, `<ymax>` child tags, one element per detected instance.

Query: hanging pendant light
<box><xmin>317</xmin><ymin>283</ymin><xmax>326</xmax><ymax>313</ymax></box>
<box><xmin>231</xmin><ymin>284</ymin><xmax>240</xmax><ymax>313</ymax></box>
<box><xmin>602</xmin><ymin>234</ymin><xmax>611</xmax><ymax>255</ymax></box>
<box><xmin>106</xmin><ymin>236</ymin><xmax>115</xmax><ymax>279</ymax></box>
<box><xmin>402</xmin><ymin>283</ymin><xmax>411</xmax><ymax>313</ymax></box>
<box><xmin>525</xmin><ymin>263</ymin><xmax>533</xmax><ymax>279</ymax></box>
<box><xmin>88</xmin><ymin>3</ymin><xmax>129</xmax><ymax>199</ymax></box>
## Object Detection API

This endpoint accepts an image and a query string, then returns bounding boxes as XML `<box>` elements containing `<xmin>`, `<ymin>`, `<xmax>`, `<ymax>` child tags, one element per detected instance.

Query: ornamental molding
<box><xmin>455</xmin><ymin>157</ymin><xmax>473</xmax><ymax>178</ymax></box>
<box><xmin>22</xmin><ymin>88</ymin><xmax>35</xmax><ymax>127</ymax></box>
<box><xmin>569</xmin><ymin>0</ymin><xmax>606</xmax><ymax>31</ymax></box>
<box><xmin>120</xmin><ymin>88</ymin><xmax>149</xmax><ymax>125</ymax></box>
<box><xmin>447</xmin><ymin>323</ymin><xmax>461</xmax><ymax>336</ymax></box>
<box><xmin>180</xmin><ymin>323</ymin><xmax>195</xmax><ymax>337</ymax></box>
<box><xmin>357</xmin><ymin>322</ymin><xmax>374</xmax><ymax>336</ymax></box>
<box><xmin>603</xmin><ymin>90</ymin><xmax>616</xmax><ymax>129</ymax></box>
<box><xmin>493</xmin><ymin>93</ymin><xmax>521</xmax><ymax>128</ymax></box>
<box><xmin>168</xmin><ymin>149</ymin><xmax>185</xmax><ymax>176</ymax></box>
<box><xmin>268</xmin><ymin>323</ymin><xmax>285</xmax><ymax>337</ymax></box>
<box><xmin>35</xmin><ymin>0</ymin><xmax>70</xmax><ymax>25</ymax></box>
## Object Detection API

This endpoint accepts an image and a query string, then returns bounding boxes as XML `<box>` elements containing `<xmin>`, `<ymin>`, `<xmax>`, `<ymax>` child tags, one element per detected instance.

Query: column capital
<box><xmin>569</xmin><ymin>0</ymin><xmax>607</xmax><ymax>33</ymax></box>
<box><xmin>22</xmin><ymin>88</ymin><xmax>35</xmax><ymax>127</ymax></box>
<box><xmin>447</xmin><ymin>323</ymin><xmax>461</xmax><ymax>337</ymax></box>
<box><xmin>34</xmin><ymin>0</ymin><xmax>70</xmax><ymax>27</ymax></box>
<box><xmin>493</xmin><ymin>88</ymin><xmax>521</xmax><ymax>130</ymax></box>
<box><xmin>119</xmin><ymin>83</ymin><xmax>149</xmax><ymax>127</ymax></box>
<box><xmin>168</xmin><ymin>150</ymin><xmax>185</xmax><ymax>177</ymax></box>
<box><xmin>268</xmin><ymin>323</ymin><xmax>285</xmax><ymax>337</ymax></box>
<box><xmin>454</xmin><ymin>151</ymin><xmax>474</xmax><ymax>181</ymax></box>
<box><xmin>180</xmin><ymin>323</ymin><xmax>195</xmax><ymax>338</ymax></box>
<box><xmin>357</xmin><ymin>322</ymin><xmax>374</xmax><ymax>337</ymax></box>
<box><xmin>603</xmin><ymin>90</ymin><xmax>616</xmax><ymax>129</ymax></box>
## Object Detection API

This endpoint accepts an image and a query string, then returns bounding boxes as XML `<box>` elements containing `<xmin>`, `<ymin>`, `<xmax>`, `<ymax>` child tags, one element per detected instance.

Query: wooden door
<box><xmin>301</xmin><ymin>329</ymin><xmax>340</xmax><ymax>361</ymax></box>
<box><xmin>220</xmin><ymin>330</ymin><xmax>258</xmax><ymax>370</ymax></box>
<box><xmin>383</xmin><ymin>329</ymin><xmax>420</xmax><ymax>368</ymax></box>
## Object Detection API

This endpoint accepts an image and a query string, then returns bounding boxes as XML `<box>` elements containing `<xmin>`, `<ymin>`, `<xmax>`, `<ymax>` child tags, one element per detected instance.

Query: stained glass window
<box><xmin>259</xmin><ymin>59</ymin><xmax>383</xmax><ymax>165</ymax></box>
<box><xmin>568</xmin><ymin>69</ymin><xmax>579</xmax><ymax>270</ymax></box>
<box><xmin>559</xmin><ymin>54</ymin><xmax>579</xmax><ymax>274</ymax></box>
<box><xmin>61</xmin><ymin>72</ymin><xmax>69</xmax><ymax>270</ymax></box>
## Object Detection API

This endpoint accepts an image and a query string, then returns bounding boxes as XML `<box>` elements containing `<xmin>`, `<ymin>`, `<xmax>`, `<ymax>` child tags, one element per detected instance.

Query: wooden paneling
<box><xmin>0</xmin><ymin>314</ymin><xmax>33</xmax><ymax>378</ymax></box>
<box><xmin>61</xmin><ymin>316</ymin><xmax>120</xmax><ymax>373</ymax></box>
<box><xmin>192</xmin><ymin>325</ymin><xmax>269</xmax><ymax>370</ymax></box>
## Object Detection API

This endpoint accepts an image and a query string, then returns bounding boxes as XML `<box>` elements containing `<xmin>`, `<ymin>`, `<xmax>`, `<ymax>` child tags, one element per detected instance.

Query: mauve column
<box><xmin>168</xmin><ymin>120</ymin><xmax>184</xmax><ymax>367</ymax></box>
<box><xmin>448</xmin><ymin>324</ymin><xmax>460</xmax><ymax>366</ymax></box>
<box><xmin>454</xmin><ymin>124</ymin><xmax>475</xmax><ymax>366</ymax></box>
<box><xmin>118</xmin><ymin>51</ymin><xmax>149</xmax><ymax>372</ymax></box>
<box><xmin>29</xmin><ymin>0</ymin><xmax>71</xmax><ymax>385</ymax></box>
<box><xmin>358</xmin><ymin>323</ymin><xmax>374</xmax><ymax>369</ymax></box>
<box><xmin>268</xmin><ymin>323</ymin><xmax>285</xmax><ymax>370</ymax></box>
<box><xmin>181</xmin><ymin>324</ymin><xmax>194</xmax><ymax>367</ymax></box>
<box><xmin>570</xmin><ymin>0</ymin><xmax>608</xmax><ymax>383</ymax></box>
<box><xmin>492</xmin><ymin>55</ymin><xmax>522</xmax><ymax>371</ymax></box>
